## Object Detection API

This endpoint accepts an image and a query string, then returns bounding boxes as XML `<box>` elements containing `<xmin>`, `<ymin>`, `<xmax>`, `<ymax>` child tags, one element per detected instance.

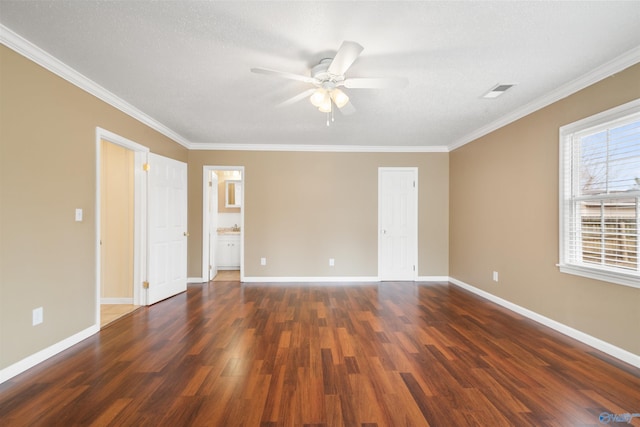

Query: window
<box><xmin>559</xmin><ymin>99</ymin><xmax>640</xmax><ymax>288</ymax></box>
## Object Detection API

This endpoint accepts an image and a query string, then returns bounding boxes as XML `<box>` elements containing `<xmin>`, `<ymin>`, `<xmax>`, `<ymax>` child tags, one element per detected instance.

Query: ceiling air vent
<box><xmin>482</xmin><ymin>83</ymin><xmax>516</xmax><ymax>99</ymax></box>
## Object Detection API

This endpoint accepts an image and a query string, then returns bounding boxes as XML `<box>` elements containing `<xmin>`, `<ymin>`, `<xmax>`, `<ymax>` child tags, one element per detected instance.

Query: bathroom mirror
<box><xmin>225</xmin><ymin>180</ymin><xmax>242</xmax><ymax>208</ymax></box>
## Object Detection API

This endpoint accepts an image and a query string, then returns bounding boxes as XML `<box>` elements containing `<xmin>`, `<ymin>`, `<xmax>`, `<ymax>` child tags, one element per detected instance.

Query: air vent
<box><xmin>483</xmin><ymin>83</ymin><xmax>516</xmax><ymax>99</ymax></box>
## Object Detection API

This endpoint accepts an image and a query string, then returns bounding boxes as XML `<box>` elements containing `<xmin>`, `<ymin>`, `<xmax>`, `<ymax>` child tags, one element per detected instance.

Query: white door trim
<box><xmin>378</xmin><ymin>167</ymin><xmax>418</xmax><ymax>281</ymax></box>
<box><xmin>202</xmin><ymin>165</ymin><xmax>245</xmax><ymax>282</ymax></box>
<box><xmin>95</xmin><ymin>127</ymin><xmax>149</xmax><ymax>324</ymax></box>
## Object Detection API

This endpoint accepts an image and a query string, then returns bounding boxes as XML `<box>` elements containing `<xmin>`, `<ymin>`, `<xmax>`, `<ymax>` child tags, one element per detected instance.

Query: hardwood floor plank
<box><xmin>1</xmin><ymin>282</ymin><xmax>639</xmax><ymax>426</ymax></box>
<box><xmin>88</xmin><ymin>397</ymin><xmax>133</xmax><ymax>426</ymax></box>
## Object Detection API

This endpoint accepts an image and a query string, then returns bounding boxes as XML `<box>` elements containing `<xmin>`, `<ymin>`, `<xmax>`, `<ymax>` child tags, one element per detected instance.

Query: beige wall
<box><xmin>188</xmin><ymin>151</ymin><xmax>449</xmax><ymax>278</ymax></box>
<box><xmin>450</xmin><ymin>63</ymin><xmax>640</xmax><ymax>356</ymax></box>
<box><xmin>0</xmin><ymin>46</ymin><xmax>187</xmax><ymax>369</ymax></box>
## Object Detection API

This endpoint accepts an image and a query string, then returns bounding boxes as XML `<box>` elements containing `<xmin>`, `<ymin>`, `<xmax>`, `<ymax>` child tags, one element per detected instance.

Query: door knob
<box><xmin>184</xmin><ymin>232</ymin><xmax>190</xmax><ymax>237</ymax></box>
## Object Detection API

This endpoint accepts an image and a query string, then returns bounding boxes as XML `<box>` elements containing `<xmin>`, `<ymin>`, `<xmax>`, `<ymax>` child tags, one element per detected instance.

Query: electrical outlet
<box><xmin>329</xmin><ymin>258</ymin><xmax>335</xmax><ymax>267</ymax></box>
<box><xmin>492</xmin><ymin>271</ymin><xmax>499</xmax><ymax>282</ymax></box>
<box><xmin>32</xmin><ymin>307</ymin><xmax>43</xmax><ymax>326</ymax></box>
<box><xmin>260</xmin><ymin>257</ymin><xmax>266</xmax><ymax>266</ymax></box>
<box><xmin>75</xmin><ymin>208</ymin><xmax>83</xmax><ymax>222</ymax></box>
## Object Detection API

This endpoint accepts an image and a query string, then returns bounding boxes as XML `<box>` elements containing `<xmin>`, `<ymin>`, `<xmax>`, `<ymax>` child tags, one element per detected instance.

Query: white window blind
<box><xmin>559</xmin><ymin>99</ymin><xmax>640</xmax><ymax>288</ymax></box>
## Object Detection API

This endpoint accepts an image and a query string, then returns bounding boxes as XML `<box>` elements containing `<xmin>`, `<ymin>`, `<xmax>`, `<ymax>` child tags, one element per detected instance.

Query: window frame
<box><xmin>558</xmin><ymin>98</ymin><xmax>640</xmax><ymax>289</ymax></box>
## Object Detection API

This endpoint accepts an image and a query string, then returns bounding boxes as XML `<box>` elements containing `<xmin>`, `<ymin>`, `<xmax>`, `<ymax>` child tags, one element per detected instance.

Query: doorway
<box><xmin>96</xmin><ymin>128</ymin><xmax>149</xmax><ymax>327</ymax></box>
<box><xmin>202</xmin><ymin>166</ymin><xmax>244</xmax><ymax>282</ymax></box>
<box><xmin>99</xmin><ymin>140</ymin><xmax>137</xmax><ymax>326</ymax></box>
<box><xmin>378</xmin><ymin>167</ymin><xmax>418</xmax><ymax>280</ymax></box>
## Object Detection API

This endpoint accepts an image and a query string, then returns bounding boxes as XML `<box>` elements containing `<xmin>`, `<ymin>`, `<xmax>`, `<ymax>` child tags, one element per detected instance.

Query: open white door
<box><xmin>147</xmin><ymin>153</ymin><xmax>187</xmax><ymax>305</ymax></box>
<box><xmin>378</xmin><ymin>167</ymin><xmax>418</xmax><ymax>280</ymax></box>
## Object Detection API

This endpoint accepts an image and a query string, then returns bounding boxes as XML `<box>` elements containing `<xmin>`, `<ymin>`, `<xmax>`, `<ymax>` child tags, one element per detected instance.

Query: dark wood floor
<box><xmin>1</xmin><ymin>281</ymin><xmax>639</xmax><ymax>426</ymax></box>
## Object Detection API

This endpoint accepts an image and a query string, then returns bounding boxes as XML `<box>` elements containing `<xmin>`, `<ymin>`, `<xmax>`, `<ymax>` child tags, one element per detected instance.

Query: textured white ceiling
<box><xmin>1</xmin><ymin>1</ymin><xmax>640</xmax><ymax>149</ymax></box>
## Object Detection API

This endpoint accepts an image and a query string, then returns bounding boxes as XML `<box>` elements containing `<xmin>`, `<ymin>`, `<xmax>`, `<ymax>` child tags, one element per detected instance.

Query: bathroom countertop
<box><xmin>217</xmin><ymin>227</ymin><xmax>240</xmax><ymax>235</ymax></box>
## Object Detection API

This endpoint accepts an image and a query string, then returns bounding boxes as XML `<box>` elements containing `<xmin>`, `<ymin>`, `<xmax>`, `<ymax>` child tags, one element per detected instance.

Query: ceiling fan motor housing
<box><xmin>311</xmin><ymin>58</ymin><xmax>344</xmax><ymax>88</ymax></box>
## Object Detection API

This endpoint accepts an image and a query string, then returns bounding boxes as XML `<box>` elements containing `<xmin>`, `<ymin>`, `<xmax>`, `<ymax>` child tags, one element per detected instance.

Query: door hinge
<box><xmin>208</xmin><ymin>181</ymin><xmax>213</xmax><ymax>187</ymax></box>
<box><xmin>413</xmin><ymin>265</ymin><xmax>416</xmax><ymax>271</ymax></box>
<box><xmin>143</xmin><ymin>163</ymin><xmax>150</xmax><ymax>171</ymax></box>
<box><xmin>413</xmin><ymin>180</ymin><xmax>416</xmax><ymax>188</ymax></box>
<box><xmin>209</xmin><ymin>265</ymin><xmax>212</xmax><ymax>270</ymax></box>
<box><xmin>142</xmin><ymin>281</ymin><xmax>149</xmax><ymax>289</ymax></box>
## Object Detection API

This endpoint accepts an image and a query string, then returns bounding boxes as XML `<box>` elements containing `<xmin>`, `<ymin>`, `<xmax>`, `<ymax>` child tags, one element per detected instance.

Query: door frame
<box><xmin>202</xmin><ymin>165</ymin><xmax>245</xmax><ymax>282</ymax></box>
<box><xmin>95</xmin><ymin>127</ymin><xmax>149</xmax><ymax>325</ymax></box>
<box><xmin>378</xmin><ymin>167</ymin><xmax>418</xmax><ymax>281</ymax></box>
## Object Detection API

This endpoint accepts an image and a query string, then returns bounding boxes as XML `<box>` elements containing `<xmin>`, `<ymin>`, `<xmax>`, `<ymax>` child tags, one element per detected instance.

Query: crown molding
<box><xmin>448</xmin><ymin>46</ymin><xmax>640</xmax><ymax>151</ymax></box>
<box><xmin>8</xmin><ymin>20</ymin><xmax>635</xmax><ymax>155</ymax></box>
<box><xmin>1</xmin><ymin>24</ymin><xmax>447</xmax><ymax>154</ymax></box>
<box><xmin>187</xmin><ymin>142</ymin><xmax>449</xmax><ymax>153</ymax></box>
<box><xmin>0</xmin><ymin>24</ymin><xmax>191</xmax><ymax>149</ymax></box>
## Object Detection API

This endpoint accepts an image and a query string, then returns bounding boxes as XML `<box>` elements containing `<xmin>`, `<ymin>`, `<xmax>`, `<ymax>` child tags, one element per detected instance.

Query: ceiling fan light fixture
<box><xmin>330</xmin><ymin>89</ymin><xmax>349</xmax><ymax>108</ymax></box>
<box><xmin>318</xmin><ymin>98</ymin><xmax>332</xmax><ymax>113</ymax></box>
<box><xmin>310</xmin><ymin>89</ymin><xmax>328</xmax><ymax>107</ymax></box>
<box><xmin>252</xmin><ymin>40</ymin><xmax>391</xmax><ymax>122</ymax></box>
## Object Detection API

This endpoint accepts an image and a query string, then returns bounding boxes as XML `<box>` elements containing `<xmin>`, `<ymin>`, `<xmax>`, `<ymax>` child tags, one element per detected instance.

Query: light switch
<box><xmin>75</xmin><ymin>208</ymin><xmax>83</xmax><ymax>222</ymax></box>
<box><xmin>33</xmin><ymin>307</ymin><xmax>43</xmax><ymax>326</ymax></box>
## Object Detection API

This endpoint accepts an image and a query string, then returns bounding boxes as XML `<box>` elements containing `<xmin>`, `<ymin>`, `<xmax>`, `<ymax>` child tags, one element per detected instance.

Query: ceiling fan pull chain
<box><xmin>326</xmin><ymin>112</ymin><xmax>330</xmax><ymax>127</ymax></box>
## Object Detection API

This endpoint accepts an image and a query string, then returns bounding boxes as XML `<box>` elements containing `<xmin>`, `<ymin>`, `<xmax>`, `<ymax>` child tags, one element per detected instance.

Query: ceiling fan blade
<box><xmin>338</xmin><ymin>100</ymin><xmax>356</xmax><ymax>115</ymax></box>
<box><xmin>250</xmin><ymin>67</ymin><xmax>317</xmax><ymax>84</ymax></box>
<box><xmin>343</xmin><ymin>77</ymin><xmax>408</xmax><ymax>89</ymax></box>
<box><xmin>277</xmin><ymin>88</ymin><xmax>316</xmax><ymax>107</ymax></box>
<box><xmin>327</xmin><ymin>41</ymin><xmax>364</xmax><ymax>76</ymax></box>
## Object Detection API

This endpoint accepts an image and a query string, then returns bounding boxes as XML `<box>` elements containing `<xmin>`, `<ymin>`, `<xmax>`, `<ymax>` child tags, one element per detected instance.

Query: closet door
<box><xmin>378</xmin><ymin>167</ymin><xmax>418</xmax><ymax>280</ymax></box>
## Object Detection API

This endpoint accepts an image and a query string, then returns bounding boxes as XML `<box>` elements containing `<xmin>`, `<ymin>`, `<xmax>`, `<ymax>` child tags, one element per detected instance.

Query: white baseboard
<box><xmin>197</xmin><ymin>275</ymin><xmax>442</xmax><ymax>284</ymax></box>
<box><xmin>0</xmin><ymin>324</ymin><xmax>99</xmax><ymax>384</ymax></box>
<box><xmin>448</xmin><ymin>277</ymin><xmax>640</xmax><ymax>369</ymax></box>
<box><xmin>417</xmin><ymin>276</ymin><xmax>450</xmax><ymax>282</ymax></box>
<box><xmin>100</xmin><ymin>298</ymin><xmax>133</xmax><ymax>304</ymax></box>
<box><xmin>242</xmin><ymin>276</ymin><xmax>379</xmax><ymax>283</ymax></box>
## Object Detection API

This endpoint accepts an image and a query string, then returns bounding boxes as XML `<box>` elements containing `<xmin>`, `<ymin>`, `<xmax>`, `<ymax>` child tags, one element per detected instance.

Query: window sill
<box><xmin>559</xmin><ymin>264</ymin><xmax>640</xmax><ymax>289</ymax></box>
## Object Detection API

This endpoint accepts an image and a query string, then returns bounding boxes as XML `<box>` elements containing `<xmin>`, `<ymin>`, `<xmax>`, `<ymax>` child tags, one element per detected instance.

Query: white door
<box><xmin>147</xmin><ymin>153</ymin><xmax>188</xmax><ymax>305</ymax></box>
<box><xmin>378</xmin><ymin>168</ymin><xmax>417</xmax><ymax>280</ymax></box>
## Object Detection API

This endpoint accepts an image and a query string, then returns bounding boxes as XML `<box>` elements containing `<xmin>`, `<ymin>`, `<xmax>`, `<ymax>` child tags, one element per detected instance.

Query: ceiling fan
<box><xmin>251</xmin><ymin>41</ymin><xmax>405</xmax><ymax>125</ymax></box>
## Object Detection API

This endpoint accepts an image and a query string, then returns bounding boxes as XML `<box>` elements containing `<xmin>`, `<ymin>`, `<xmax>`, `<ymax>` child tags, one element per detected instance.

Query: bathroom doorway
<box><xmin>202</xmin><ymin>166</ymin><xmax>244</xmax><ymax>282</ymax></box>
